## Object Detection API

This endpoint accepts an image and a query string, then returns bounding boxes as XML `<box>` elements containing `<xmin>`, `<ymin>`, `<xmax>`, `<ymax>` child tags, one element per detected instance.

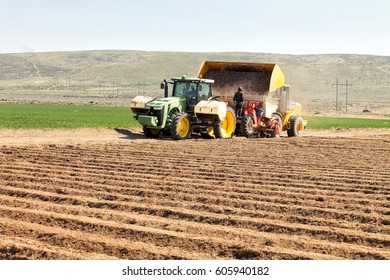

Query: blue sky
<box><xmin>1</xmin><ymin>0</ymin><xmax>389</xmax><ymax>55</ymax></box>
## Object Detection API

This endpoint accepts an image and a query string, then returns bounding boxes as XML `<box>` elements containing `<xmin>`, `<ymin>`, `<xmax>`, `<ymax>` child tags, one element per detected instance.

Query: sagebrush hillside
<box><xmin>0</xmin><ymin>50</ymin><xmax>389</xmax><ymax>113</ymax></box>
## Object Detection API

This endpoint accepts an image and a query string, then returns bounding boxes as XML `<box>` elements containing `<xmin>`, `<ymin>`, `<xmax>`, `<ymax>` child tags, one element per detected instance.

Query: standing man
<box><xmin>233</xmin><ymin>86</ymin><xmax>244</xmax><ymax>117</ymax></box>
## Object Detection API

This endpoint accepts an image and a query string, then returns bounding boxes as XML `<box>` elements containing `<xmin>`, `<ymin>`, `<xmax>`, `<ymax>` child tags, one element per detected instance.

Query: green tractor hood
<box><xmin>147</xmin><ymin>96</ymin><xmax>182</xmax><ymax>107</ymax></box>
<box><xmin>137</xmin><ymin>96</ymin><xmax>186</xmax><ymax>129</ymax></box>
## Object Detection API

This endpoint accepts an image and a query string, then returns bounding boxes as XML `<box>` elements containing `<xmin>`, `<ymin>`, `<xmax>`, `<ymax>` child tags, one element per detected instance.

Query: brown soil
<box><xmin>0</xmin><ymin>128</ymin><xmax>389</xmax><ymax>260</ymax></box>
<box><xmin>203</xmin><ymin>70</ymin><xmax>272</xmax><ymax>96</ymax></box>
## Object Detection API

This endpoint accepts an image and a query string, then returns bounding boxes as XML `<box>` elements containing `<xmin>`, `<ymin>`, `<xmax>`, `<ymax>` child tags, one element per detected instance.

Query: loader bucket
<box><xmin>198</xmin><ymin>61</ymin><xmax>285</xmax><ymax>95</ymax></box>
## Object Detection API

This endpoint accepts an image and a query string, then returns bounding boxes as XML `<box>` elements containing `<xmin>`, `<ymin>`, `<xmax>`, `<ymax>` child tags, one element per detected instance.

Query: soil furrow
<box><xmin>1</xmin><ymin>189</ymin><xmax>389</xmax><ymax>250</ymax></box>
<box><xmin>1</xmin><ymin>134</ymin><xmax>389</xmax><ymax>259</ymax></box>
<box><xmin>1</xmin><ymin>179</ymin><xmax>389</xmax><ymax>234</ymax></box>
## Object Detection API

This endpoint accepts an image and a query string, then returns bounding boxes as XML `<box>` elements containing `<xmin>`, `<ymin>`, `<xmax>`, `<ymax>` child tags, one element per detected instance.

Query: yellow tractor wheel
<box><xmin>200</xmin><ymin>126</ymin><xmax>215</xmax><ymax>139</ymax></box>
<box><xmin>171</xmin><ymin>112</ymin><xmax>191</xmax><ymax>140</ymax></box>
<box><xmin>214</xmin><ymin>107</ymin><xmax>236</xmax><ymax>139</ymax></box>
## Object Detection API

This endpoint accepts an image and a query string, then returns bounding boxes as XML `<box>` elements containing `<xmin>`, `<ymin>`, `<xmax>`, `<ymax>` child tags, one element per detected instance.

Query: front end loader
<box><xmin>198</xmin><ymin>61</ymin><xmax>307</xmax><ymax>137</ymax></box>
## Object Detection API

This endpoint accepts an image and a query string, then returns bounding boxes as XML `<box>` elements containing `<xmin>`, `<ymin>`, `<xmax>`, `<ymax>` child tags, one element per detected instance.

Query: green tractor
<box><xmin>130</xmin><ymin>76</ymin><xmax>236</xmax><ymax>140</ymax></box>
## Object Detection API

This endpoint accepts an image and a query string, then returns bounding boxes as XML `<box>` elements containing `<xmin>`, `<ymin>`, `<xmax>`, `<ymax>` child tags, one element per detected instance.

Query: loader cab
<box><xmin>274</xmin><ymin>85</ymin><xmax>290</xmax><ymax>113</ymax></box>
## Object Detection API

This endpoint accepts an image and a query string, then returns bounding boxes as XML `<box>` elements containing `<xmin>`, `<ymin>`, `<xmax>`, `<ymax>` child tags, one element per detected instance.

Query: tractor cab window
<box><xmin>173</xmin><ymin>81</ymin><xmax>197</xmax><ymax>98</ymax></box>
<box><xmin>198</xmin><ymin>83</ymin><xmax>211</xmax><ymax>101</ymax></box>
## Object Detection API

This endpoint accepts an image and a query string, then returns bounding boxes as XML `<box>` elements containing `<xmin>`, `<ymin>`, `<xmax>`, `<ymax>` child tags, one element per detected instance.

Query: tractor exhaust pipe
<box><xmin>161</xmin><ymin>79</ymin><xmax>168</xmax><ymax>98</ymax></box>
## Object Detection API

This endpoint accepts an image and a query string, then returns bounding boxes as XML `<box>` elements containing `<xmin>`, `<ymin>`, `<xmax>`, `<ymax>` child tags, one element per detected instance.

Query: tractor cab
<box><xmin>162</xmin><ymin>77</ymin><xmax>214</xmax><ymax>111</ymax></box>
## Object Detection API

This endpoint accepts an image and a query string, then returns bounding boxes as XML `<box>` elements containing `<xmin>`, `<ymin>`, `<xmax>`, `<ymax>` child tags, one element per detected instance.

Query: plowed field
<box><xmin>0</xmin><ymin>132</ymin><xmax>389</xmax><ymax>260</ymax></box>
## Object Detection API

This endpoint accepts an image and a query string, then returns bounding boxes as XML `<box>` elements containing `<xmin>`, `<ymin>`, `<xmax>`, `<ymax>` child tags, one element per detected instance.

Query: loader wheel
<box><xmin>214</xmin><ymin>107</ymin><xmax>236</xmax><ymax>139</ymax></box>
<box><xmin>240</xmin><ymin>114</ymin><xmax>255</xmax><ymax>137</ymax></box>
<box><xmin>171</xmin><ymin>112</ymin><xmax>191</xmax><ymax>140</ymax></box>
<box><xmin>143</xmin><ymin>126</ymin><xmax>161</xmax><ymax>138</ymax></box>
<box><xmin>287</xmin><ymin>115</ymin><xmax>304</xmax><ymax>137</ymax></box>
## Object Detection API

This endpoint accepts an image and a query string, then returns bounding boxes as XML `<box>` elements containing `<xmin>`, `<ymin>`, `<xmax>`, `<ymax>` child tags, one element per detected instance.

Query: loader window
<box><xmin>279</xmin><ymin>87</ymin><xmax>289</xmax><ymax>113</ymax></box>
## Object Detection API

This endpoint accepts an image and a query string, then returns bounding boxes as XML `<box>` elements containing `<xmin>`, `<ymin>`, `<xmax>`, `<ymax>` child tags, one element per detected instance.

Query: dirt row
<box><xmin>0</xmin><ymin>133</ymin><xmax>389</xmax><ymax>259</ymax></box>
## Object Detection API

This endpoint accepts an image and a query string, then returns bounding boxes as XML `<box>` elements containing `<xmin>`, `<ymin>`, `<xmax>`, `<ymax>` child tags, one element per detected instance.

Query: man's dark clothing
<box><xmin>233</xmin><ymin>91</ymin><xmax>244</xmax><ymax>103</ymax></box>
<box><xmin>233</xmin><ymin>90</ymin><xmax>244</xmax><ymax>117</ymax></box>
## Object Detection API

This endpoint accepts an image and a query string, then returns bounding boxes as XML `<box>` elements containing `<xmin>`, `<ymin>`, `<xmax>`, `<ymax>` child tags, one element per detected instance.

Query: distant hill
<box><xmin>0</xmin><ymin>50</ymin><xmax>389</xmax><ymax>113</ymax></box>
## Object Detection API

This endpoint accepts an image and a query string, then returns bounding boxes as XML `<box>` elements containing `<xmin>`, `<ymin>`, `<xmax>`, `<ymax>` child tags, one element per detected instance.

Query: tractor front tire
<box><xmin>214</xmin><ymin>107</ymin><xmax>236</xmax><ymax>139</ymax></box>
<box><xmin>143</xmin><ymin>126</ymin><xmax>161</xmax><ymax>138</ymax></box>
<box><xmin>171</xmin><ymin>112</ymin><xmax>191</xmax><ymax>140</ymax></box>
<box><xmin>287</xmin><ymin>115</ymin><xmax>304</xmax><ymax>137</ymax></box>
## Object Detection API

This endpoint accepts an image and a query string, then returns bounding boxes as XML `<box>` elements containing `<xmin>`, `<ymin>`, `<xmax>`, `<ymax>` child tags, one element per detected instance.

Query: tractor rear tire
<box><xmin>287</xmin><ymin>115</ymin><xmax>304</xmax><ymax>137</ymax></box>
<box><xmin>240</xmin><ymin>114</ymin><xmax>255</xmax><ymax>137</ymax></box>
<box><xmin>214</xmin><ymin>107</ymin><xmax>236</xmax><ymax>139</ymax></box>
<box><xmin>143</xmin><ymin>126</ymin><xmax>161</xmax><ymax>138</ymax></box>
<box><xmin>171</xmin><ymin>112</ymin><xmax>191</xmax><ymax>140</ymax></box>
